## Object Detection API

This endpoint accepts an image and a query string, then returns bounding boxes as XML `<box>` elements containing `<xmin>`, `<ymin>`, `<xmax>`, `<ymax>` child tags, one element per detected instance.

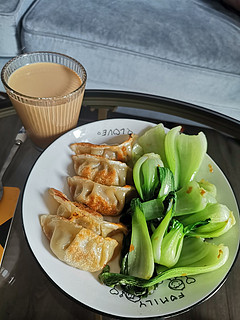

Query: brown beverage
<box><xmin>2</xmin><ymin>53</ymin><xmax>86</xmax><ymax>149</ymax></box>
<box><xmin>8</xmin><ymin>62</ymin><xmax>82</xmax><ymax>98</ymax></box>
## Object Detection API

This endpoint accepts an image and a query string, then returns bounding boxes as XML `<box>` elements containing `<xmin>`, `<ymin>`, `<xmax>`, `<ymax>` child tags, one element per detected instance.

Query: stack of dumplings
<box><xmin>41</xmin><ymin>135</ymin><xmax>136</xmax><ymax>273</ymax></box>
<box><xmin>41</xmin><ymin>188</ymin><xmax>127</xmax><ymax>272</ymax></box>
<box><xmin>68</xmin><ymin>135</ymin><xmax>136</xmax><ymax>216</ymax></box>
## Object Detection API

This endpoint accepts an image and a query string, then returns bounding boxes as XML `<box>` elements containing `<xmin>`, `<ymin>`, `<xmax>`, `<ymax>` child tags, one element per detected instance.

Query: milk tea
<box><xmin>8</xmin><ymin>62</ymin><xmax>84</xmax><ymax>148</ymax></box>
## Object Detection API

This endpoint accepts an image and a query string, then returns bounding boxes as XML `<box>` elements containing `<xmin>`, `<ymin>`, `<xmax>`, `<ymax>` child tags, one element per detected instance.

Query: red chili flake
<box><xmin>186</xmin><ymin>186</ymin><xmax>193</xmax><ymax>194</ymax></box>
<box><xmin>217</xmin><ymin>249</ymin><xmax>223</xmax><ymax>259</ymax></box>
<box><xmin>200</xmin><ymin>188</ymin><xmax>206</xmax><ymax>196</ymax></box>
<box><xmin>129</xmin><ymin>244</ymin><xmax>135</xmax><ymax>252</ymax></box>
<box><xmin>208</xmin><ymin>164</ymin><xmax>213</xmax><ymax>173</ymax></box>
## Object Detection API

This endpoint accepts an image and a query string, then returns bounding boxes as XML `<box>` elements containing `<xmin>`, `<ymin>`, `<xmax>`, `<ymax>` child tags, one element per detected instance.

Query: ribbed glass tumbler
<box><xmin>1</xmin><ymin>51</ymin><xmax>87</xmax><ymax>149</ymax></box>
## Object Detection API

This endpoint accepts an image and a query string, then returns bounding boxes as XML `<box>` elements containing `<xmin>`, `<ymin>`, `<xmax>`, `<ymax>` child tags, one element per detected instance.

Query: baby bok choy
<box><xmin>156</xmin><ymin>219</ymin><xmax>185</xmax><ymax>268</ymax></box>
<box><xmin>138</xmin><ymin>166</ymin><xmax>175</xmax><ymax>221</ymax></box>
<box><xmin>99</xmin><ymin>238</ymin><xmax>229</xmax><ymax>297</ymax></box>
<box><xmin>133</xmin><ymin>153</ymin><xmax>163</xmax><ymax>201</ymax></box>
<box><xmin>132</xmin><ymin>123</ymin><xmax>167</xmax><ymax>165</ymax></box>
<box><xmin>98</xmin><ymin>123</ymin><xmax>233</xmax><ymax>299</ymax></box>
<box><xmin>156</xmin><ymin>218</ymin><xmax>209</xmax><ymax>269</ymax></box>
<box><xmin>132</xmin><ymin>123</ymin><xmax>207</xmax><ymax>191</ymax></box>
<box><xmin>151</xmin><ymin>192</ymin><xmax>176</xmax><ymax>264</ymax></box>
<box><xmin>165</xmin><ymin>126</ymin><xmax>207</xmax><ymax>190</ymax></box>
<box><xmin>121</xmin><ymin>198</ymin><xmax>154</xmax><ymax>280</ymax></box>
<box><xmin>175</xmin><ymin>180</ymin><xmax>217</xmax><ymax>216</ymax></box>
<box><xmin>179</xmin><ymin>202</ymin><xmax>236</xmax><ymax>238</ymax></box>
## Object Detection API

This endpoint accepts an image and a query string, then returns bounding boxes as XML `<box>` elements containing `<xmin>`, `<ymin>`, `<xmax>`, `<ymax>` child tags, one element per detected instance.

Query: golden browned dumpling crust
<box><xmin>70</xmin><ymin>134</ymin><xmax>135</xmax><ymax>164</ymax></box>
<box><xmin>49</xmin><ymin>188</ymin><xmax>127</xmax><ymax>236</ymax></box>
<box><xmin>67</xmin><ymin>176</ymin><xmax>136</xmax><ymax>216</ymax></box>
<box><xmin>72</xmin><ymin>154</ymin><xmax>133</xmax><ymax>186</ymax></box>
<box><xmin>40</xmin><ymin>214</ymin><xmax>118</xmax><ymax>272</ymax></box>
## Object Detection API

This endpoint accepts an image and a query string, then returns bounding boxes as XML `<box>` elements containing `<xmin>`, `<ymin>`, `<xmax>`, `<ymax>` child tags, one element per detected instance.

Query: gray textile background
<box><xmin>1</xmin><ymin>0</ymin><xmax>240</xmax><ymax>120</ymax></box>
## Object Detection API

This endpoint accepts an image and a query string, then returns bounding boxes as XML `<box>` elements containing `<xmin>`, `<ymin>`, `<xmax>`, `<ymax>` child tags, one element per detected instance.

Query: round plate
<box><xmin>22</xmin><ymin>119</ymin><xmax>240</xmax><ymax>318</ymax></box>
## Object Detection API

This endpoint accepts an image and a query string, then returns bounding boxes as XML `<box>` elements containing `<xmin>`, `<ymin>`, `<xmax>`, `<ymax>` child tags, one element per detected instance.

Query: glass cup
<box><xmin>1</xmin><ymin>52</ymin><xmax>87</xmax><ymax>149</ymax></box>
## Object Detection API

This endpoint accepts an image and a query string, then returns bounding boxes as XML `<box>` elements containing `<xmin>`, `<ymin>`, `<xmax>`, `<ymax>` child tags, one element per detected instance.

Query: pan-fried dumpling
<box><xmin>40</xmin><ymin>214</ymin><xmax>118</xmax><ymax>272</ymax></box>
<box><xmin>70</xmin><ymin>134</ymin><xmax>135</xmax><ymax>163</ymax></box>
<box><xmin>50</xmin><ymin>188</ymin><xmax>103</xmax><ymax>220</ymax></box>
<box><xmin>49</xmin><ymin>188</ymin><xmax>127</xmax><ymax>237</ymax></box>
<box><xmin>67</xmin><ymin>176</ymin><xmax>136</xmax><ymax>216</ymax></box>
<box><xmin>72</xmin><ymin>154</ymin><xmax>133</xmax><ymax>186</ymax></box>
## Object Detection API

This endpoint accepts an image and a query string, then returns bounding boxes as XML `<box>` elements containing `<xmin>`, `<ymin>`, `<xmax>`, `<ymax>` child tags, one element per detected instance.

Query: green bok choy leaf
<box><xmin>153</xmin><ymin>217</ymin><xmax>208</xmax><ymax>269</ymax></box>
<box><xmin>177</xmin><ymin>131</ymin><xmax>207</xmax><ymax>188</ymax></box>
<box><xmin>141</xmin><ymin>198</ymin><xmax>165</xmax><ymax>221</ymax></box>
<box><xmin>165</xmin><ymin>126</ymin><xmax>207</xmax><ymax>190</ymax></box>
<box><xmin>134</xmin><ymin>166</ymin><xmax>175</xmax><ymax>220</ymax></box>
<box><xmin>151</xmin><ymin>193</ymin><xmax>176</xmax><ymax>264</ymax></box>
<box><xmin>158</xmin><ymin>219</ymin><xmax>185</xmax><ymax>268</ymax></box>
<box><xmin>165</xmin><ymin>126</ymin><xmax>181</xmax><ymax>189</ymax></box>
<box><xmin>157</xmin><ymin>166</ymin><xmax>175</xmax><ymax>200</ymax></box>
<box><xmin>122</xmin><ymin>198</ymin><xmax>154</xmax><ymax>280</ymax></box>
<box><xmin>133</xmin><ymin>153</ymin><xmax>163</xmax><ymax>201</ymax></box>
<box><xmin>175</xmin><ymin>180</ymin><xmax>217</xmax><ymax>216</ymax></box>
<box><xmin>179</xmin><ymin>203</ymin><xmax>236</xmax><ymax>238</ymax></box>
<box><xmin>99</xmin><ymin>239</ymin><xmax>229</xmax><ymax>297</ymax></box>
<box><xmin>132</xmin><ymin>123</ymin><xmax>167</xmax><ymax>165</ymax></box>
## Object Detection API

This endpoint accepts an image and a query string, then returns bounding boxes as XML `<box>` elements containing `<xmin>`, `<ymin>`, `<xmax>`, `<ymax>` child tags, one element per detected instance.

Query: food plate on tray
<box><xmin>22</xmin><ymin>118</ymin><xmax>240</xmax><ymax>318</ymax></box>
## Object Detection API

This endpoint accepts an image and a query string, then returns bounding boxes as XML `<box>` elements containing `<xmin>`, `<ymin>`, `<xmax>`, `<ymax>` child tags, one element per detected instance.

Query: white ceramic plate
<box><xmin>22</xmin><ymin>119</ymin><xmax>240</xmax><ymax>318</ymax></box>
